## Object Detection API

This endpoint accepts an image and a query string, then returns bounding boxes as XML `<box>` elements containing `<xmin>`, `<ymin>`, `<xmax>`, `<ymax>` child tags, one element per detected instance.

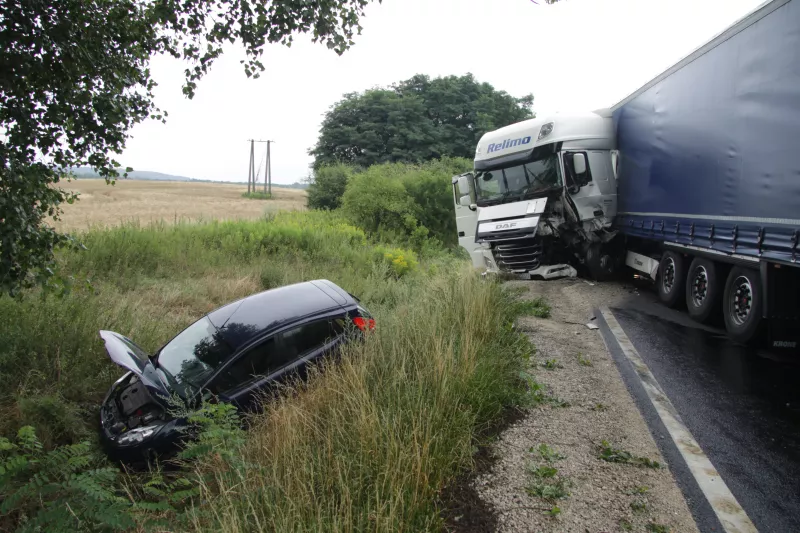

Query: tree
<box><xmin>340</xmin><ymin>166</ymin><xmax>418</xmax><ymax>238</ymax></box>
<box><xmin>306</xmin><ymin>164</ymin><xmax>353</xmax><ymax>210</ymax></box>
<box><xmin>0</xmin><ymin>0</ymin><xmax>376</xmax><ymax>296</ymax></box>
<box><xmin>310</xmin><ymin>73</ymin><xmax>533</xmax><ymax>168</ymax></box>
<box><xmin>310</xmin><ymin>90</ymin><xmax>436</xmax><ymax>169</ymax></box>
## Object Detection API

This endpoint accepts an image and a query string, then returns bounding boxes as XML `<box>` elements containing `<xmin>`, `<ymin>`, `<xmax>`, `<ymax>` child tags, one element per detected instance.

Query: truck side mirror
<box><xmin>459</xmin><ymin>194</ymin><xmax>471</xmax><ymax>207</ymax></box>
<box><xmin>457</xmin><ymin>175</ymin><xmax>470</xmax><ymax>196</ymax></box>
<box><xmin>572</xmin><ymin>153</ymin><xmax>587</xmax><ymax>176</ymax></box>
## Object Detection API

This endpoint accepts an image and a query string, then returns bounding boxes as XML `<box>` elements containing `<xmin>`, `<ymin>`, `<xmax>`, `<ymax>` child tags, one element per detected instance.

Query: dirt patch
<box><xmin>441</xmin><ymin>407</ymin><xmax>528</xmax><ymax>533</ymax></box>
<box><xmin>470</xmin><ymin>278</ymin><xmax>699</xmax><ymax>533</ymax></box>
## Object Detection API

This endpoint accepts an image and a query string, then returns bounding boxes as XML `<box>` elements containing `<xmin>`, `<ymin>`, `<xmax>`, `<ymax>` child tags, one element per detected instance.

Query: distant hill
<box><xmin>68</xmin><ymin>167</ymin><xmax>308</xmax><ymax>188</ymax></box>
<box><xmin>70</xmin><ymin>167</ymin><xmax>195</xmax><ymax>182</ymax></box>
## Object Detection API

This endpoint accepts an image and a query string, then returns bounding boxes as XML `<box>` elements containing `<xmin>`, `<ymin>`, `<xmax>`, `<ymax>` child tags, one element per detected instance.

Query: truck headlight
<box><xmin>538</xmin><ymin>122</ymin><xmax>554</xmax><ymax>140</ymax></box>
<box><xmin>117</xmin><ymin>425</ymin><xmax>159</xmax><ymax>446</ymax></box>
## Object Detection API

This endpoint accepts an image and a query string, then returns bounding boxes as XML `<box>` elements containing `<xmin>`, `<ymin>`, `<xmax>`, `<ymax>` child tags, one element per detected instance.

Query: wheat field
<box><xmin>54</xmin><ymin>179</ymin><xmax>307</xmax><ymax>231</ymax></box>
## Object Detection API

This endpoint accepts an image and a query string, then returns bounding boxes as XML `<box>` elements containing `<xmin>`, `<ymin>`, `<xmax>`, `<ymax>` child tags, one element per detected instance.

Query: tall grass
<box><xmin>0</xmin><ymin>209</ymin><xmax>532</xmax><ymax>531</ymax></box>
<box><xmin>0</xmin><ymin>211</ymin><xmax>421</xmax><ymax>445</ymax></box>
<box><xmin>189</xmin><ymin>269</ymin><xmax>530</xmax><ymax>532</ymax></box>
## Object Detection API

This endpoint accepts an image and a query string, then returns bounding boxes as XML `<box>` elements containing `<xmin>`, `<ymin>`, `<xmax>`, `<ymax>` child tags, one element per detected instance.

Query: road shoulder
<box><xmin>466</xmin><ymin>279</ymin><xmax>701</xmax><ymax>533</ymax></box>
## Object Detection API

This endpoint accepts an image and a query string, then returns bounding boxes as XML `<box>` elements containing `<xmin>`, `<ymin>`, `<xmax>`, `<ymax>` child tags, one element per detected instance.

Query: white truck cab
<box><xmin>453</xmin><ymin>110</ymin><xmax>620</xmax><ymax>279</ymax></box>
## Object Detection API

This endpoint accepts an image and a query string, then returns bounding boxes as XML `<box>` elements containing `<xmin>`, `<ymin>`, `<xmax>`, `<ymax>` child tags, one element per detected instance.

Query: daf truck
<box><xmin>453</xmin><ymin>0</ymin><xmax>800</xmax><ymax>347</ymax></box>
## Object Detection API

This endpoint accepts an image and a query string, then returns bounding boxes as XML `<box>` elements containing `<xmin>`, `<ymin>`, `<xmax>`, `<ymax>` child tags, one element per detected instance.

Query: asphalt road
<box><xmin>601</xmin><ymin>285</ymin><xmax>800</xmax><ymax>533</ymax></box>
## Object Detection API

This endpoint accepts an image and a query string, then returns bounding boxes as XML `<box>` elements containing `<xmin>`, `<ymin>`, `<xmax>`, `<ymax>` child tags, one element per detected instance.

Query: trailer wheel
<box><xmin>685</xmin><ymin>258</ymin><xmax>721</xmax><ymax>323</ymax></box>
<box><xmin>657</xmin><ymin>251</ymin><xmax>685</xmax><ymax>308</ymax></box>
<box><xmin>723</xmin><ymin>266</ymin><xmax>763</xmax><ymax>343</ymax></box>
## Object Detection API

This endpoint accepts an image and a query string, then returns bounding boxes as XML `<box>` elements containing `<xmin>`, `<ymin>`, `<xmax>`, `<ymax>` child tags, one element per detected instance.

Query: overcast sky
<box><xmin>119</xmin><ymin>0</ymin><xmax>764</xmax><ymax>184</ymax></box>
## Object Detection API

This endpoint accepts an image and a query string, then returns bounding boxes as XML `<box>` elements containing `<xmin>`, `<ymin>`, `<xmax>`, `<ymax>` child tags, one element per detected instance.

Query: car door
<box><xmin>208</xmin><ymin>316</ymin><xmax>346</xmax><ymax>410</ymax></box>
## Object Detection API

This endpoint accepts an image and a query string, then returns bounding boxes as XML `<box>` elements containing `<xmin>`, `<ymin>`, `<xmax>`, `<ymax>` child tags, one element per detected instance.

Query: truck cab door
<box><xmin>452</xmin><ymin>173</ymin><xmax>483</xmax><ymax>268</ymax></box>
<box><xmin>563</xmin><ymin>150</ymin><xmax>617</xmax><ymax>224</ymax></box>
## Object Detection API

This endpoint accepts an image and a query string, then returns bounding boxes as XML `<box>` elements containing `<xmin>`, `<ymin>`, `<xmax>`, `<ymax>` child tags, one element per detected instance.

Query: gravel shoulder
<box><xmin>469</xmin><ymin>278</ymin><xmax>700</xmax><ymax>533</ymax></box>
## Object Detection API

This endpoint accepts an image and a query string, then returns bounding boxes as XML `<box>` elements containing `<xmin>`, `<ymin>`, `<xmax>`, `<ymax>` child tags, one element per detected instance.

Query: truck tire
<box><xmin>685</xmin><ymin>258</ymin><xmax>721</xmax><ymax>323</ymax></box>
<box><xmin>657</xmin><ymin>251</ymin><xmax>685</xmax><ymax>308</ymax></box>
<box><xmin>586</xmin><ymin>243</ymin><xmax>616</xmax><ymax>282</ymax></box>
<box><xmin>723</xmin><ymin>266</ymin><xmax>763</xmax><ymax>344</ymax></box>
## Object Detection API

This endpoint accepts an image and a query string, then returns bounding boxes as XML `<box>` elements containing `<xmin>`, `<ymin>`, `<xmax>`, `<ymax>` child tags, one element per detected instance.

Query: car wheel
<box><xmin>723</xmin><ymin>266</ymin><xmax>763</xmax><ymax>344</ymax></box>
<box><xmin>685</xmin><ymin>258</ymin><xmax>721</xmax><ymax>323</ymax></box>
<box><xmin>657</xmin><ymin>251</ymin><xmax>685</xmax><ymax>308</ymax></box>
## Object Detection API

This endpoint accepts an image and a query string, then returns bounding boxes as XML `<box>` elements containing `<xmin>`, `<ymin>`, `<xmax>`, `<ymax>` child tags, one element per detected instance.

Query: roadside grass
<box><xmin>515</xmin><ymin>296</ymin><xmax>552</xmax><ymax>319</ymax></box>
<box><xmin>190</xmin><ymin>268</ymin><xmax>532</xmax><ymax>531</ymax></box>
<box><xmin>532</xmin><ymin>443</ymin><xmax>565</xmax><ymax>463</ymax></box>
<box><xmin>630</xmin><ymin>499</ymin><xmax>648</xmax><ymax>513</ymax></box>
<box><xmin>522</xmin><ymin>375</ymin><xmax>571</xmax><ymax>408</ymax></box>
<box><xmin>598</xmin><ymin>440</ymin><xmax>661</xmax><ymax>469</ymax></box>
<box><xmin>541</xmin><ymin>358</ymin><xmax>563</xmax><ymax>370</ymax></box>
<box><xmin>577</xmin><ymin>352</ymin><xmax>593</xmax><ymax>366</ymax></box>
<box><xmin>526</xmin><ymin>444</ymin><xmax>570</xmax><ymax>503</ymax></box>
<box><xmin>0</xmin><ymin>209</ymin><xmax>535</xmax><ymax>530</ymax></box>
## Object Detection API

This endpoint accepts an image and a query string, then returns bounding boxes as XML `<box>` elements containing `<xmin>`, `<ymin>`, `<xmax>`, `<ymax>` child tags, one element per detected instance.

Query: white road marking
<box><xmin>599</xmin><ymin>307</ymin><xmax>759</xmax><ymax>533</ymax></box>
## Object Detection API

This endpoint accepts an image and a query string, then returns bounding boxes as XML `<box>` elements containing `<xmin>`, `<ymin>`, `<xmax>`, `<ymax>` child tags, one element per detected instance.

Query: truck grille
<box><xmin>492</xmin><ymin>238</ymin><xmax>543</xmax><ymax>272</ymax></box>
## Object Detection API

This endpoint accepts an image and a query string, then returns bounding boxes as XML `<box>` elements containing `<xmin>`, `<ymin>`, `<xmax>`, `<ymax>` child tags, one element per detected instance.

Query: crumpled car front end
<box><xmin>98</xmin><ymin>331</ymin><xmax>188</xmax><ymax>463</ymax></box>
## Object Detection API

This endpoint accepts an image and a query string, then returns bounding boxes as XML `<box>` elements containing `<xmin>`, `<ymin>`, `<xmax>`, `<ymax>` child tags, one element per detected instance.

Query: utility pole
<box><xmin>246</xmin><ymin>139</ymin><xmax>270</xmax><ymax>194</ymax></box>
<box><xmin>264</xmin><ymin>140</ymin><xmax>274</xmax><ymax>196</ymax></box>
<box><xmin>247</xmin><ymin>139</ymin><xmax>255</xmax><ymax>194</ymax></box>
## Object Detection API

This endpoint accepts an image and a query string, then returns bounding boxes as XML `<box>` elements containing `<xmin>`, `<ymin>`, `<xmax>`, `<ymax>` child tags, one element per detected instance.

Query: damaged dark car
<box><xmin>99</xmin><ymin>279</ymin><xmax>374</xmax><ymax>463</ymax></box>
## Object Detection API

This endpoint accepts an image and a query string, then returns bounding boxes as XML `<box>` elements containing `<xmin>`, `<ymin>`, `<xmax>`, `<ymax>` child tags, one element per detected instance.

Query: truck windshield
<box><xmin>474</xmin><ymin>154</ymin><xmax>561</xmax><ymax>206</ymax></box>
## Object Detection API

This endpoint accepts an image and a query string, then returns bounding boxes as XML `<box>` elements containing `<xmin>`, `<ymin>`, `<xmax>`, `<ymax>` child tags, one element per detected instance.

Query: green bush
<box><xmin>0</xmin><ymin>426</ymin><xmax>133</xmax><ymax>532</ymax></box>
<box><xmin>373</xmin><ymin>245</ymin><xmax>419</xmax><ymax>278</ymax></box>
<box><xmin>306</xmin><ymin>163</ymin><xmax>353</xmax><ymax>210</ymax></box>
<box><xmin>341</xmin><ymin>165</ymin><xmax>418</xmax><ymax>236</ymax></box>
<box><xmin>339</xmin><ymin>158</ymin><xmax>471</xmax><ymax>248</ymax></box>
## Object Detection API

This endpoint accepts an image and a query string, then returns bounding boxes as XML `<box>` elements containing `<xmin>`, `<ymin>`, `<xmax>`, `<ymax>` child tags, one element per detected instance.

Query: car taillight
<box><xmin>352</xmin><ymin>316</ymin><xmax>376</xmax><ymax>331</ymax></box>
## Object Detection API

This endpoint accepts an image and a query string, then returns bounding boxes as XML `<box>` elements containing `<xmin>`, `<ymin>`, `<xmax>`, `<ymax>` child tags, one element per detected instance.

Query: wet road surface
<box><xmin>605</xmin><ymin>286</ymin><xmax>800</xmax><ymax>532</ymax></box>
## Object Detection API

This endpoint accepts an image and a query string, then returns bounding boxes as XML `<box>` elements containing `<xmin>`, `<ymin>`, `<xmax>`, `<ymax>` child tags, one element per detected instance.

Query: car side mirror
<box><xmin>572</xmin><ymin>153</ymin><xmax>587</xmax><ymax>176</ymax></box>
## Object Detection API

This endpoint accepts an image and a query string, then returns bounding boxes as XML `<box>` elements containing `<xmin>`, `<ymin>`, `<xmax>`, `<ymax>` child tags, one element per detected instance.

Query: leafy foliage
<box><xmin>526</xmin><ymin>443</ymin><xmax>570</xmax><ymax>502</ymax></box>
<box><xmin>337</xmin><ymin>158</ymin><xmax>472</xmax><ymax>247</ymax></box>
<box><xmin>311</xmin><ymin>73</ymin><xmax>533</xmax><ymax>168</ymax></box>
<box><xmin>598</xmin><ymin>440</ymin><xmax>662</xmax><ymax>469</ymax></box>
<box><xmin>515</xmin><ymin>296</ymin><xmax>552</xmax><ymax>318</ymax></box>
<box><xmin>306</xmin><ymin>163</ymin><xmax>353</xmax><ymax>210</ymax></box>
<box><xmin>0</xmin><ymin>426</ymin><xmax>133</xmax><ymax>532</ymax></box>
<box><xmin>0</xmin><ymin>0</ymin><xmax>376</xmax><ymax>296</ymax></box>
<box><xmin>532</xmin><ymin>443</ymin><xmax>565</xmax><ymax>463</ymax></box>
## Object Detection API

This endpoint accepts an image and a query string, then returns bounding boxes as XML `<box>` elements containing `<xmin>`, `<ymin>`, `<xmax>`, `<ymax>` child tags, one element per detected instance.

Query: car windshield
<box><xmin>475</xmin><ymin>154</ymin><xmax>561</xmax><ymax>206</ymax></box>
<box><xmin>156</xmin><ymin>317</ymin><xmax>232</xmax><ymax>394</ymax></box>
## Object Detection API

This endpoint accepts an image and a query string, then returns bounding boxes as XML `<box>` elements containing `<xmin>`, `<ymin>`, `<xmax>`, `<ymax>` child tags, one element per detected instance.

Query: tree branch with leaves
<box><xmin>0</xmin><ymin>0</ymin><xmax>377</xmax><ymax>296</ymax></box>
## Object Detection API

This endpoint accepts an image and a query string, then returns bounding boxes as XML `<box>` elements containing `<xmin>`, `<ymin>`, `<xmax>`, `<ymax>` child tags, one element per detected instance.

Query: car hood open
<box><xmin>99</xmin><ymin>331</ymin><xmax>172</xmax><ymax>398</ymax></box>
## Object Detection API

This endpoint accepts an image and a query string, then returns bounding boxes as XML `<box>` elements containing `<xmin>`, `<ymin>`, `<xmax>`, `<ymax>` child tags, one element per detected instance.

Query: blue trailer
<box><xmin>454</xmin><ymin>0</ymin><xmax>800</xmax><ymax>347</ymax></box>
<box><xmin>612</xmin><ymin>0</ymin><xmax>800</xmax><ymax>346</ymax></box>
